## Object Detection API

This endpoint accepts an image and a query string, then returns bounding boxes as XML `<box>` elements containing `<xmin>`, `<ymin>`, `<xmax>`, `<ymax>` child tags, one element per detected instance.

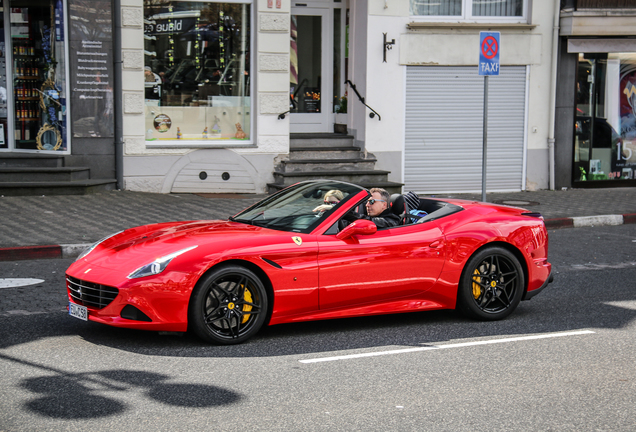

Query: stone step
<box><xmin>290</xmin><ymin>133</ymin><xmax>355</xmax><ymax>148</ymax></box>
<box><xmin>0</xmin><ymin>167</ymin><xmax>91</xmax><ymax>182</ymax></box>
<box><xmin>289</xmin><ymin>147</ymin><xmax>363</xmax><ymax>160</ymax></box>
<box><xmin>277</xmin><ymin>133</ymin><xmax>402</xmax><ymax>195</ymax></box>
<box><xmin>267</xmin><ymin>180</ymin><xmax>404</xmax><ymax>195</ymax></box>
<box><xmin>0</xmin><ymin>154</ymin><xmax>64</xmax><ymax>168</ymax></box>
<box><xmin>281</xmin><ymin>159</ymin><xmax>376</xmax><ymax>172</ymax></box>
<box><xmin>273</xmin><ymin>169</ymin><xmax>391</xmax><ymax>186</ymax></box>
<box><xmin>0</xmin><ymin>179</ymin><xmax>117</xmax><ymax>196</ymax></box>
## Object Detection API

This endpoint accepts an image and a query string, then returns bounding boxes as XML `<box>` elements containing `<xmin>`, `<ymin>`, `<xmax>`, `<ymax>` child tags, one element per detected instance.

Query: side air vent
<box><xmin>261</xmin><ymin>257</ymin><xmax>282</xmax><ymax>269</ymax></box>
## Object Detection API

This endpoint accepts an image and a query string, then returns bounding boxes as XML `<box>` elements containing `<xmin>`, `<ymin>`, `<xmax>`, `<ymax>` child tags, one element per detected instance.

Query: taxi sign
<box><xmin>479</xmin><ymin>31</ymin><xmax>500</xmax><ymax>76</ymax></box>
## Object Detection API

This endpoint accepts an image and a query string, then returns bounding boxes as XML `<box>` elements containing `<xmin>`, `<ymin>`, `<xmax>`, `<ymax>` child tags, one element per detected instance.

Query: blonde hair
<box><xmin>324</xmin><ymin>189</ymin><xmax>344</xmax><ymax>201</ymax></box>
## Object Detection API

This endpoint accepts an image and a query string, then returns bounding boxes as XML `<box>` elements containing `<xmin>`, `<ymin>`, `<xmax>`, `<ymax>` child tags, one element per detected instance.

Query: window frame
<box><xmin>142</xmin><ymin>0</ymin><xmax>255</xmax><ymax>148</ymax></box>
<box><xmin>409</xmin><ymin>0</ymin><xmax>528</xmax><ymax>24</ymax></box>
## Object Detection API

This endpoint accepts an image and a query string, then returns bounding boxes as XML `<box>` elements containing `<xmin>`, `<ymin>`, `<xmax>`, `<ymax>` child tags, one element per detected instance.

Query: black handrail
<box><xmin>345</xmin><ymin>79</ymin><xmax>381</xmax><ymax>121</ymax></box>
<box><xmin>278</xmin><ymin>78</ymin><xmax>307</xmax><ymax>120</ymax></box>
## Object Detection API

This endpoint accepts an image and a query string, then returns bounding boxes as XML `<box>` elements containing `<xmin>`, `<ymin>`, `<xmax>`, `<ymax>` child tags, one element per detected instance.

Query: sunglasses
<box><xmin>324</xmin><ymin>200</ymin><xmax>340</xmax><ymax>204</ymax></box>
<box><xmin>366</xmin><ymin>199</ymin><xmax>386</xmax><ymax>205</ymax></box>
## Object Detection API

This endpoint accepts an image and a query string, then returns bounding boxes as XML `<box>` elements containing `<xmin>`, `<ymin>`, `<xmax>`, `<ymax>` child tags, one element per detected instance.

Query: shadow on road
<box><xmin>0</xmin><ymin>353</ymin><xmax>242</xmax><ymax>419</ymax></box>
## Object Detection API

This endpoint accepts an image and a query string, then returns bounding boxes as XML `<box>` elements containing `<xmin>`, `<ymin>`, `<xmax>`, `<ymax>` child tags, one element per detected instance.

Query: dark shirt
<box><xmin>344</xmin><ymin>208</ymin><xmax>400</xmax><ymax>228</ymax></box>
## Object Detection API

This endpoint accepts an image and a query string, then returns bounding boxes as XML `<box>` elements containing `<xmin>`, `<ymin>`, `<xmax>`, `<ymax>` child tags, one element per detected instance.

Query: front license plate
<box><xmin>69</xmin><ymin>303</ymin><xmax>88</xmax><ymax>321</ymax></box>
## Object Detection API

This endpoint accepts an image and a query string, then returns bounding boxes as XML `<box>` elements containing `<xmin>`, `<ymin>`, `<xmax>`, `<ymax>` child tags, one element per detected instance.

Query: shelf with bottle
<box><xmin>14</xmin><ymin>101</ymin><xmax>40</xmax><ymax>122</ymax></box>
<box><xmin>14</xmin><ymin>79</ymin><xmax>41</xmax><ymax>99</ymax></box>
<box><xmin>12</xmin><ymin>38</ymin><xmax>36</xmax><ymax>56</ymax></box>
<box><xmin>14</xmin><ymin>110</ymin><xmax>40</xmax><ymax>141</ymax></box>
<box><xmin>13</xmin><ymin>58</ymin><xmax>40</xmax><ymax>78</ymax></box>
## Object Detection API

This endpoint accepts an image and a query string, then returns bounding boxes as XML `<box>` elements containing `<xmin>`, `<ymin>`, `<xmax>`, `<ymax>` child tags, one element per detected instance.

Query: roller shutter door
<box><xmin>404</xmin><ymin>66</ymin><xmax>526</xmax><ymax>194</ymax></box>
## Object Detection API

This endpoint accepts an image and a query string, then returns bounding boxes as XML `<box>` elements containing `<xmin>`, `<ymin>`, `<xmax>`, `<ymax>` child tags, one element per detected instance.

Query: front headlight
<box><xmin>76</xmin><ymin>231</ymin><xmax>125</xmax><ymax>261</ymax></box>
<box><xmin>127</xmin><ymin>245</ymin><xmax>198</xmax><ymax>279</ymax></box>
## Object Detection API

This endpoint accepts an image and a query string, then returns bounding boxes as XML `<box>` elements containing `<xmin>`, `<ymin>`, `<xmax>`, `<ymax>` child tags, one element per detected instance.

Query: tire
<box><xmin>189</xmin><ymin>265</ymin><xmax>268</xmax><ymax>344</ymax></box>
<box><xmin>456</xmin><ymin>246</ymin><xmax>524</xmax><ymax>321</ymax></box>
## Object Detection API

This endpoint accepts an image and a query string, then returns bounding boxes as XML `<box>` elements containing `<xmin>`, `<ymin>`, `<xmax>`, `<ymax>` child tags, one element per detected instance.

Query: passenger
<box><xmin>313</xmin><ymin>189</ymin><xmax>344</xmax><ymax>214</ymax></box>
<box><xmin>343</xmin><ymin>187</ymin><xmax>400</xmax><ymax>228</ymax></box>
<box><xmin>404</xmin><ymin>190</ymin><xmax>427</xmax><ymax>222</ymax></box>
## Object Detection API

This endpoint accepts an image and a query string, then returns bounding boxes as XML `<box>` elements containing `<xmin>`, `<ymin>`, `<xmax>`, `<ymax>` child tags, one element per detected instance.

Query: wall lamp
<box><xmin>383</xmin><ymin>33</ymin><xmax>395</xmax><ymax>63</ymax></box>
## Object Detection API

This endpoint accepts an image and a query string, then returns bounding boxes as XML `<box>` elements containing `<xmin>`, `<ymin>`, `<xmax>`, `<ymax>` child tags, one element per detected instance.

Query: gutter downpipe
<box><xmin>547</xmin><ymin>0</ymin><xmax>560</xmax><ymax>191</ymax></box>
<box><xmin>114</xmin><ymin>0</ymin><xmax>124</xmax><ymax>190</ymax></box>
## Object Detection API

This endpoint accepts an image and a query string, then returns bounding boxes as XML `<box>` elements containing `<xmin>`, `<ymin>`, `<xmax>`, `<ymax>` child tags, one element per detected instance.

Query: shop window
<box><xmin>410</xmin><ymin>0</ymin><xmax>526</xmax><ymax>22</ymax></box>
<box><xmin>2</xmin><ymin>2</ymin><xmax>68</xmax><ymax>151</ymax></box>
<box><xmin>143</xmin><ymin>0</ymin><xmax>251</xmax><ymax>143</ymax></box>
<box><xmin>575</xmin><ymin>53</ymin><xmax>636</xmax><ymax>182</ymax></box>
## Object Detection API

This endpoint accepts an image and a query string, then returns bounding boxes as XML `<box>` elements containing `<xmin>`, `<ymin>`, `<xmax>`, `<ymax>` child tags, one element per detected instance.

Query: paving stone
<box><xmin>1</xmin><ymin>188</ymin><xmax>635</xmax><ymax>248</ymax></box>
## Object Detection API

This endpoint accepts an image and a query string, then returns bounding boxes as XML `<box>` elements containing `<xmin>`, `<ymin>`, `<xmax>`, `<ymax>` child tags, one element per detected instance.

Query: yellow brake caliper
<box><xmin>242</xmin><ymin>287</ymin><xmax>253</xmax><ymax>324</ymax></box>
<box><xmin>472</xmin><ymin>269</ymin><xmax>482</xmax><ymax>299</ymax></box>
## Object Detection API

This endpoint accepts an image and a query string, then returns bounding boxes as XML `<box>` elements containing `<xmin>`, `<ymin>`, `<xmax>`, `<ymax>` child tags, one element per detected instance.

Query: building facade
<box><xmin>3</xmin><ymin>1</ymin><xmax>633</xmax><ymax>195</ymax></box>
<box><xmin>118</xmin><ymin>0</ymin><xmax>558</xmax><ymax>194</ymax></box>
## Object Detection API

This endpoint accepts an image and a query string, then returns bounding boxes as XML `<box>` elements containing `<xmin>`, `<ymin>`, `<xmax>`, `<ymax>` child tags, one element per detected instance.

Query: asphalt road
<box><xmin>0</xmin><ymin>225</ymin><xmax>635</xmax><ymax>431</ymax></box>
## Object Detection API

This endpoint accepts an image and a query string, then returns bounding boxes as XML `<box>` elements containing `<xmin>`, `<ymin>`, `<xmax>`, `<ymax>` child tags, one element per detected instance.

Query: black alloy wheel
<box><xmin>189</xmin><ymin>265</ymin><xmax>268</xmax><ymax>344</ymax></box>
<box><xmin>457</xmin><ymin>246</ymin><xmax>524</xmax><ymax>321</ymax></box>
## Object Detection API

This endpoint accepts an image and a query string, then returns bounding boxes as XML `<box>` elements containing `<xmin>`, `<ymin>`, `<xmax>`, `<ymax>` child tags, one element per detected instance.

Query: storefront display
<box><xmin>8</xmin><ymin>2</ymin><xmax>68</xmax><ymax>151</ymax></box>
<box><xmin>143</xmin><ymin>0</ymin><xmax>251</xmax><ymax>143</ymax></box>
<box><xmin>575</xmin><ymin>52</ymin><xmax>636</xmax><ymax>183</ymax></box>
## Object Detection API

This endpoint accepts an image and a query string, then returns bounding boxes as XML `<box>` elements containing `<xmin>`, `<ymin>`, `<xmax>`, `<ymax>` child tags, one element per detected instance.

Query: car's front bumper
<box><xmin>65</xmin><ymin>267</ymin><xmax>198</xmax><ymax>332</ymax></box>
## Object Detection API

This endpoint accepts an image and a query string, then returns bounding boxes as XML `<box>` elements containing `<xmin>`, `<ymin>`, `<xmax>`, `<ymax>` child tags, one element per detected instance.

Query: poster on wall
<box><xmin>616</xmin><ymin>62</ymin><xmax>636</xmax><ymax>179</ymax></box>
<box><xmin>68</xmin><ymin>0</ymin><xmax>114</xmax><ymax>138</ymax></box>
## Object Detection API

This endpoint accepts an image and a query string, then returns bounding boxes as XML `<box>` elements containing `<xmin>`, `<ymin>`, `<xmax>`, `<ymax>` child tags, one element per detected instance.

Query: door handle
<box><xmin>429</xmin><ymin>240</ymin><xmax>442</xmax><ymax>248</ymax></box>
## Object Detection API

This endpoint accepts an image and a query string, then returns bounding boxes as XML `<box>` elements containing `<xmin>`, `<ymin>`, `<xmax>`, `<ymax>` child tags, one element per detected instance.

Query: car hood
<box><xmin>73</xmin><ymin>220</ymin><xmax>287</xmax><ymax>272</ymax></box>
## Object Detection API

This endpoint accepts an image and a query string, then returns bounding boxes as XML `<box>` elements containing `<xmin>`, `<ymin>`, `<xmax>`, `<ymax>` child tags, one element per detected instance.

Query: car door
<box><xmin>316</xmin><ymin>221</ymin><xmax>446</xmax><ymax>310</ymax></box>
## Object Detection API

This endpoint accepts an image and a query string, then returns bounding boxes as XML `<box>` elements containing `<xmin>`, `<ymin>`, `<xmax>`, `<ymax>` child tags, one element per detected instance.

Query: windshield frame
<box><xmin>231</xmin><ymin>180</ymin><xmax>365</xmax><ymax>234</ymax></box>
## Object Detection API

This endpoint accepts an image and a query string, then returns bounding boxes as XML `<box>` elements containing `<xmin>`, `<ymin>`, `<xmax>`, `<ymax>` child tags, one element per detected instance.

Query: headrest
<box><xmin>390</xmin><ymin>194</ymin><xmax>407</xmax><ymax>216</ymax></box>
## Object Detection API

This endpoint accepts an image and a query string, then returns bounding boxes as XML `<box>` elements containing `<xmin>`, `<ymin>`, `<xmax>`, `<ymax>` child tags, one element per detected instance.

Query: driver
<box><xmin>343</xmin><ymin>188</ymin><xmax>400</xmax><ymax>228</ymax></box>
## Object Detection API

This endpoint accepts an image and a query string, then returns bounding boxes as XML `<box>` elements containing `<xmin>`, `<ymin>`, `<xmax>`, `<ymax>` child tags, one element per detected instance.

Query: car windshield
<box><xmin>232</xmin><ymin>181</ymin><xmax>364</xmax><ymax>233</ymax></box>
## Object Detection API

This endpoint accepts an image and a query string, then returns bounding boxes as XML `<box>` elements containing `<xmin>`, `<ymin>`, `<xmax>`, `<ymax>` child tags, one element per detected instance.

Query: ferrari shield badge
<box><xmin>292</xmin><ymin>236</ymin><xmax>302</xmax><ymax>246</ymax></box>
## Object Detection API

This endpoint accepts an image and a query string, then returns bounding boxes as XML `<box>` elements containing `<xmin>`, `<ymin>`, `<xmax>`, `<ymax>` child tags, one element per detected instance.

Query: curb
<box><xmin>0</xmin><ymin>245</ymin><xmax>62</xmax><ymax>261</ymax></box>
<box><xmin>545</xmin><ymin>213</ymin><xmax>636</xmax><ymax>229</ymax></box>
<box><xmin>1</xmin><ymin>213</ymin><xmax>636</xmax><ymax>262</ymax></box>
<box><xmin>0</xmin><ymin>243</ymin><xmax>91</xmax><ymax>262</ymax></box>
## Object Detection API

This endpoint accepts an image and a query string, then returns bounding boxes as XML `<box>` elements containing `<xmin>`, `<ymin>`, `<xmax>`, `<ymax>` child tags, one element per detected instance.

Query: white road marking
<box><xmin>0</xmin><ymin>309</ymin><xmax>66</xmax><ymax>317</ymax></box>
<box><xmin>299</xmin><ymin>330</ymin><xmax>596</xmax><ymax>364</ymax></box>
<box><xmin>0</xmin><ymin>278</ymin><xmax>45</xmax><ymax>288</ymax></box>
<box><xmin>604</xmin><ymin>301</ymin><xmax>636</xmax><ymax>311</ymax></box>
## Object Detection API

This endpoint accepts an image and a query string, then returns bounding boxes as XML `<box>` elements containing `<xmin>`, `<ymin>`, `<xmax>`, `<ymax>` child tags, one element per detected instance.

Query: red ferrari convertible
<box><xmin>66</xmin><ymin>180</ymin><xmax>552</xmax><ymax>344</ymax></box>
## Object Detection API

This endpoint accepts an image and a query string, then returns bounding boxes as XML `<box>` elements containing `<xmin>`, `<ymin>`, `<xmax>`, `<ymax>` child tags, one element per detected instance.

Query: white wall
<box><xmin>363</xmin><ymin>0</ymin><xmax>557</xmax><ymax>190</ymax></box>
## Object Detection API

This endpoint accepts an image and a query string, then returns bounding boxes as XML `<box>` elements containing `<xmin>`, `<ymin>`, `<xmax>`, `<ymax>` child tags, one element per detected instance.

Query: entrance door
<box><xmin>289</xmin><ymin>7</ymin><xmax>333</xmax><ymax>133</ymax></box>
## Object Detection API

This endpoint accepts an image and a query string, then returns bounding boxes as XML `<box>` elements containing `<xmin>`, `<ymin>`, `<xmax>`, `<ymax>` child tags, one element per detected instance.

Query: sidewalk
<box><xmin>1</xmin><ymin>187</ymin><xmax>635</xmax><ymax>260</ymax></box>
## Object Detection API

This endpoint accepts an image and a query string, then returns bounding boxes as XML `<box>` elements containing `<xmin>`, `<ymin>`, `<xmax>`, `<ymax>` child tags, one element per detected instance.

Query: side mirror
<box><xmin>336</xmin><ymin>219</ymin><xmax>377</xmax><ymax>240</ymax></box>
